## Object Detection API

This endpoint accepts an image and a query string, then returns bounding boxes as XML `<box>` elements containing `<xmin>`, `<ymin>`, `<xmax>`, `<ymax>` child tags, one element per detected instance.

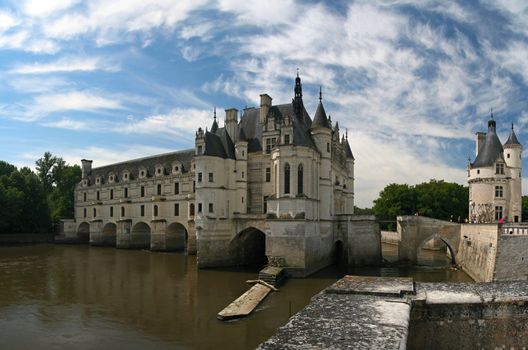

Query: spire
<box><xmin>312</xmin><ymin>98</ymin><xmax>331</xmax><ymax>129</ymax></box>
<box><xmin>319</xmin><ymin>86</ymin><xmax>322</xmax><ymax>102</ymax></box>
<box><xmin>505</xmin><ymin>122</ymin><xmax>521</xmax><ymax>146</ymax></box>
<box><xmin>211</xmin><ymin>107</ymin><xmax>218</xmax><ymax>133</ymax></box>
<box><xmin>472</xmin><ymin>114</ymin><xmax>504</xmax><ymax>168</ymax></box>
<box><xmin>293</xmin><ymin>71</ymin><xmax>304</xmax><ymax>118</ymax></box>
<box><xmin>488</xmin><ymin>108</ymin><xmax>496</xmax><ymax>131</ymax></box>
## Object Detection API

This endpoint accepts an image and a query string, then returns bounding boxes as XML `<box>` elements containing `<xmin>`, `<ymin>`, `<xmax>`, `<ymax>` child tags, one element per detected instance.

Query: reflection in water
<box><xmin>0</xmin><ymin>243</ymin><xmax>471</xmax><ymax>350</ymax></box>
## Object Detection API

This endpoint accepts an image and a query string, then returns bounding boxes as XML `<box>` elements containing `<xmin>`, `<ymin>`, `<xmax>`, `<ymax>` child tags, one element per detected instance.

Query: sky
<box><xmin>1</xmin><ymin>0</ymin><xmax>528</xmax><ymax>207</ymax></box>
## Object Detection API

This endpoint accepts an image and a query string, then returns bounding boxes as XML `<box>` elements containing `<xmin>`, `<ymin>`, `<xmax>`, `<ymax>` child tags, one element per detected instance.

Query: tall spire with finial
<box><xmin>293</xmin><ymin>69</ymin><xmax>304</xmax><ymax>119</ymax></box>
<box><xmin>211</xmin><ymin>107</ymin><xmax>218</xmax><ymax>133</ymax></box>
<box><xmin>319</xmin><ymin>86</ymin><xmax>322</xmax><ymax>102</ymax></box>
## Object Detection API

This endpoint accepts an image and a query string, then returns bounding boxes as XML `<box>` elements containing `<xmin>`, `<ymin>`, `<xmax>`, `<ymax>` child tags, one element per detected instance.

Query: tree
<box><xmin>373</xmin><ymin>180</ymin><xmax>468</xmax><ymax>230</ymax></box>
<box><xmin>522</xmin><ymin>196</ymin><xmax>528</xmax><ymax>222</ymax></box>
<box><xmin>35</xmin><ymin>151</ymin><xmax>58</xmax><ymax>193</ymax></box>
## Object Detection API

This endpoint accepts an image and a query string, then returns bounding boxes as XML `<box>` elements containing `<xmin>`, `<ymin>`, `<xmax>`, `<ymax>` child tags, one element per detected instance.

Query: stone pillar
<box><xmin>116</xmin><ymin>220</ymin><xmax>132</xmax><ymax>249</ymax></box>
<box><xmin>150</xmin><ymin>219</ymin><xmax>168</xmax><ymax>251</ymax></box>
<box><xmin>398</xmin><ymin>216</ymin><xmax>419</xmax><ymax>264</ymax></box>
<box><xmin>89</xmin><ymin>220</ymin><xmax>104</xmax><ymax>246</ymax></box>
<box><xmin>187</xmin><ymin>220</ymin><xmax>197</xmax><ymax>255</ymax></box>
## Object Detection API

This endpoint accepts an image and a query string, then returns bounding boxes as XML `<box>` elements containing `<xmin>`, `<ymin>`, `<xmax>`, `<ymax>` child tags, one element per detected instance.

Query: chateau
<box><xmin>61</xmin><ymin>75</ymin><xmax>380</xmax><ymax>277</ymax></box>
<box><xmin>468</xmin><ymin>114</ymin><xmax>522</xmax><ymax>223</ymax></box>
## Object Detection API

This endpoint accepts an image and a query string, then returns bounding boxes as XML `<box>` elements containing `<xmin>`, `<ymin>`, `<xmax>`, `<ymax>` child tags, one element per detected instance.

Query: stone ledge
<box><xmin>325</xmin><ymin>275</ymin><xmax>415</xmax><ymax>297</ymax></box>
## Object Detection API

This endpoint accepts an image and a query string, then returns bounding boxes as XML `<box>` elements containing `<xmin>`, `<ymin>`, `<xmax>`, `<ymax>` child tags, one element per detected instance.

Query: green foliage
<box><xmin>0</xmin><ymin>153</ymin><xmax>81</xmax><ymax>233</ymax></box>
<box><xmin>373</xmin><ymin>180</ymin><xmax>468</xmax><ymax>229</ymax></box>
<box><xmin>522</xmin><ymin>196</ymin><xmax>528</xmax><ymax>222</ymax></box>
<box><xmin>354</xmin><ymin>206</ymin><xmax>374</xmax><ymax>215</ymax></box>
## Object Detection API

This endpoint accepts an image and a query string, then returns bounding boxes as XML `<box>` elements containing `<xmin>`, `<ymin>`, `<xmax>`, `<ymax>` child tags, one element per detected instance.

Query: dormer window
<box><xmin>122</xmin><ymin>171</ymin><xmax>130</xmax><ymax>181</ymax></box>
<box><xmin>495</xmin><ymin>163</ymin><xmax>505</xmax><ymax>175</ymax></box>
<box><xmin>172</xmin><ymin>162</ymin><xmax>182</xmax><ymax>175</ymax></box>
<box><xmin>108</xmin><ymin>173</ymin><xmax>115</xmax><ymax>183</ymax></box>
<box><xmin>155</xmin><ymin>165</ymin><xmax>164</xmax><ymax>176</ymax></box>
<box><xmin>82</xmin><ymin>179</ymin><xmax>88</xmax><ymax>187</ymax></box>
<box><xmin>95</xmin><ymin>176</ymin><xmax>101</xmax><ymax>185</ymax></box>
<box><xmin>139</xmin><ymin>168</ymin><xmax>147</xmax><ymax>179</ymax></box>
<box><xmin>198</xmin><ymin>145</ymin><xmax>203</xmax><ymax>155</ymax></box>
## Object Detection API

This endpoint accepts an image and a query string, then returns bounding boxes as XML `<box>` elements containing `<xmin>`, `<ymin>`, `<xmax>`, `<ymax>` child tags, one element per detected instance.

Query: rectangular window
<box><xmin>507</xmin><ymin>153</ymin><xmax>511</xmax><ymax>158</ymax></box>
<box><xmin>284</xmin><ymin>134</ymin><xmax>290</xmax><ymax>144</ymax></box>
<box><xmin>110</xmin><ymin>189</ymin><xmax>114</xmax><ymax>200</ymax></box>
<box><xmin>110</xmin><ymin>207</ymin><xmax>114</xmax><ymax>217</ymax></box>
<box><xmin>157</xmin><ymin>184</ymin><xmax>162</xmax><ymax>195</ymax></box>
<box><xmin>495</xmin><ymin>163</ymin><xmax>505</xmax><ymax>175</ymax></box>
<box><xmin>141</xmin><ymin>186</ymin><xmax>145</xmax><ymax>197</ymax></box>
<box><xmin>265</xmin><ymin>138</ymin><xmax>277</xmax><ymax>154</ymax></box>
<box><xmin>83</xmin><ymin>208</ymin><xmax>87</xmax><ymax>218</ymax></box>
<box><xmin>121</xmin><ymin>207</ymin><xmax>125</xmax><ymax>217</ymax></box>
<box><xmin>174</xmin><ymin>203</ymin><xmax>179</xmax><ymax>216</ymax></box>
<box><xmin>208</xmin><ymin>203</ymin><xmax>214</xmax><ymax>213</ymax></box>
<box><xmin>140</xmin><ymin>205</ymin><xmax>145</xmax><ymax>216</ymax></box>
<box><xmin>198</xmin><ymin>203</ymin><xmax>203</xmax><ymax>213</ymax></box>
<box><xmin>193</xmin><ymin>181</ymin><xmax>196</xmax><ymax>193</ymax></box>
<box><xmin>495</xmin><ymin>186</ymin><xmax>504</xmax><ymax>198</ymax></box>
<box><xmin>263</xmin><ymin>196</ymin><xmax>268</xmax><ymax>213</ymax></box>
<box><xmin>265</xmin><ymin>167</ymin><xmax>271</xmax><ymax>182</ymax></box>
<box><xmin>83</xmin><ymin>192</ymin><xmax>87</xmax><ymax>202</ymax></box>
<box><xmin>327</xmin><ymin>143</ymin><xmax>330</xmax><ymax>152</ymax></box>
<box><xmin>197</xmin><ymin>145</ymin><xmax>203</xmax><ymax>154</ymax></box>
<box><xmin>209</xmin><ymin>172</ymin><xmax>214</xmax><ymax>182</ymax></box>
<box><xmin>96</xmin><ymin>191</ymin><xmax>100</xmax><ymax>200</ymax></box>
<box><xmin>198</xmin><ymin>173</ymin><xmax>202</xmax><ymax>182</ymax></box>
<box><xmin>124</xmin><ymin>187</ymin><xmax>128</xmax><ymax>198</ymax></box>
<box><xmin>174</xmin><ymin>182</ymin><xmax>179</xmax><ymax>194</ymax></box>
<box><xmin>242</xmin><ymin>171</ymin><xmax>244</xmax><ymax>179</ymax></box>
<box><xmin>495</xmin><ymin>206</ymin><xmax>503</xmax><ymax>221</ymax></box>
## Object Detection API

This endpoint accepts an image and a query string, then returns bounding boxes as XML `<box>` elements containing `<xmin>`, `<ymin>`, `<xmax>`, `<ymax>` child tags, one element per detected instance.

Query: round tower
<box><xmin>504</xmin><ymin>123</ymin><xmax>522</xmax><ymax>222</ymax></box>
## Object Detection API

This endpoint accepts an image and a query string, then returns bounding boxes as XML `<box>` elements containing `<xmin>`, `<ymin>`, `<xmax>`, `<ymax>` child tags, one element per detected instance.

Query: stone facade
<box><xmin>61</xmin><ymin>75</ymin><xmax>381</xmax><ymax>277</ymax></box>
<box><xmin>468</xmin><ymin>115</ymin><xmax>522</xmax><ymax>223</ymax></box>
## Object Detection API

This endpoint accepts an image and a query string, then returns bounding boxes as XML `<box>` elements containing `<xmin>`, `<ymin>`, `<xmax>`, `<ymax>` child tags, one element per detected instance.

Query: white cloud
<box><xmin>10</xmin><ymin>56</ymin><xmax>119</xmax><ymax>74</ymax></box>
<box><xmin>22</xmin><ymin>0</ymin><xmax>81</xmax><ymax>18</ymax></box>
<box><xmin>41</xmin><ymin>117</ymin><xmax>89</xmax><ymax>130</ymax></box>
<box><xmin>33</xmin><ymin>91</ymin><xmax>123</xmax><ymax>114</ymax></box>
<box><xmin>0</xmin><ymin>11</ymin><xmax>19</xmax><ymax>32</ymax></box>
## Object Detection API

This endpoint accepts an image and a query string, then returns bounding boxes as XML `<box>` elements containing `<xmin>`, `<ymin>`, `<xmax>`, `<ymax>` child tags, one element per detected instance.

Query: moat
<box><xmin>0</xmin><ymin>243</ymin><xmax>471</xmax><ymax>349</ymax></box>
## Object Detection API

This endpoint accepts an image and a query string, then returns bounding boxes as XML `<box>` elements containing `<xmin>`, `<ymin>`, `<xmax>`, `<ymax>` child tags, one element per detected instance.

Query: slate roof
<box><xmin>472</xmin><ymin>119</ymin><xmax>504</xmax><ymax>168</ymax></box>
<box><xmin>86</xmin><ymin>149</ymin><xmax>194</xmax><ymax>183</ymax></box>
<box><xmin>312</xmin><ymin>101</ymin><xmax>331</xmax><ymax>129</ymax></box>
<box><xmin>504</xmin><ymin>125</ymin><xmax>521</xmax><ymax>146</ymax></box>
<box><xmin>203</xmin><ymin>127</ymin><xmax>236</xmax><ymax>159</ymax></box>
<box><xmin>238</xmin><ymin>103</ymin><xmax>316</xmax><ymax>153</ymax></box>
<box><xmin>345</xmin><ymin>140</ymin><xmax>354</xmax><ymax>160</ymax></box>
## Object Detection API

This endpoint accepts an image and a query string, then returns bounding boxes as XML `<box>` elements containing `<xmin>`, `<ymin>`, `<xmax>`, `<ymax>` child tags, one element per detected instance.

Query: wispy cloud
<box><xmin>10</xmin><ymin>56</ymin><xmax>119</xmax><ymax>74</ymax></box>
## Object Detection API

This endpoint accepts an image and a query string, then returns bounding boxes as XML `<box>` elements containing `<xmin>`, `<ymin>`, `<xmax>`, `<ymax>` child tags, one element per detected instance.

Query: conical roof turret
<box><xmin>472</xmin><ymin>112</ymin><xmax>504</xmax><ymax>168</ymax></box>
<box><xmin>505</xmin><ymin>123</ymin><xmax>521</xmax><ymax>147</ymax></box>
<box><xmin>312</xmin><ymin>87</ymin><xmax>331</xmax><ymax>129</ymax></box>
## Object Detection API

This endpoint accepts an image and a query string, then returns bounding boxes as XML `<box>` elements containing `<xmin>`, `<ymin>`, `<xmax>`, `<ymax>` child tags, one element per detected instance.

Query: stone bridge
<box><xmin>397</xmin><ymin>216</ymin><xmax>460</xmax><ymax>264</ymax></box>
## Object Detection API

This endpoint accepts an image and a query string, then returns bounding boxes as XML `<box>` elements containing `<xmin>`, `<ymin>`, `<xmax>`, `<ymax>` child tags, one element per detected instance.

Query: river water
<box><xmin>0</xmin><ymin>243</ymin><xmax>471</xmax><ymax>349</ymax></box>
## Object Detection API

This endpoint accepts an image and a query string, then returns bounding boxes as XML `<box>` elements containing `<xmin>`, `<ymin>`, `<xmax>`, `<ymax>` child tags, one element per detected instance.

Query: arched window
<box><xmin>298</xmin><ymin>164</ymin><xmax>303</xmax><ymax>195</ymax></box>
<box><xmin>154</xmin><ymin>205</ymin><xmax>158</xmax><ymax>217</ymax></box>
<box><xmin>284</xmin><ymin>163</ymin><xmax>290</xmax><ymax>194</ymax></box>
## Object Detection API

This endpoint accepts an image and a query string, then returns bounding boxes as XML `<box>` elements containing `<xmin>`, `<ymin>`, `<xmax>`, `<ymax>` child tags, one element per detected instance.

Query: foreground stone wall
<box><xmin>259</xmin><ymin>275</ymin><xmax>528</xmax><ymax>349</ymax></box>
<box><xmin>457</xmin><ymin>224</ymin><xmax>498</xmax><ymax>282</ymax></box>
<box><xmin>494</xmin><ymin>234</ymin><xmax>528</xmax><ymax>281</ymax></box>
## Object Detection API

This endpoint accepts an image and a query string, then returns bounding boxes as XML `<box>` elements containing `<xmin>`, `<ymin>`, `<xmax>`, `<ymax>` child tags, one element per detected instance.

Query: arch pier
<box><xmin>151</xmin><ymin>221</ymin><xmax>188</xmax><ymax>252</ymax></box>
<box><xmin>116</xmin><ymin>220</ymin><xmax>151</xmax><ymax>249</ymax></box>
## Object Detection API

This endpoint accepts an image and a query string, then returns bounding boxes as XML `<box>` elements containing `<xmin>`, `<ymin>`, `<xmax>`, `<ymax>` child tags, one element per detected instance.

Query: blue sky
<box><xmin>1</xmin><ymin>0</ymin><xmax>528</xmax><ymax>207</ymax></box>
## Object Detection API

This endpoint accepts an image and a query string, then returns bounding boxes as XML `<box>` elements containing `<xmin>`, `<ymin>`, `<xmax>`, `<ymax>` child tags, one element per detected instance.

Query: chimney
<box><xmin>81</xmin><ymin>159</ymin><xmax>93</xmax><ymax>179</ymax></box>
<box><xmin>225</xmin><ymin>108</ymin><xmax>238</xmax><ymax>142</ymax></box>
<box><xmin>476</xmin><ymin>132</ymin><xmax>486</xmax><ymax>157</ymax></box>
<box><xmin>260</xmin><ymin>94</ymin><xmax>272</xmax><ymax>124</ymax></box>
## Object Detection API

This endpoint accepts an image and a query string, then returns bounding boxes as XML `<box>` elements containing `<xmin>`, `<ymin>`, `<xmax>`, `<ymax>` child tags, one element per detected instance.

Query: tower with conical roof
<box><xmin>468</xmin><ymin>112</ymin><xmax>523</xmax><ymax>223</ymax></box>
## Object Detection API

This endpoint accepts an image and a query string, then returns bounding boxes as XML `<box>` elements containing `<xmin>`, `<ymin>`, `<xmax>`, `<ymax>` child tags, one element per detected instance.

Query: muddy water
<box><xmin>0</xmin><ymin>243</ymin><xmax>471</xmax><ymax>350</ymax></box>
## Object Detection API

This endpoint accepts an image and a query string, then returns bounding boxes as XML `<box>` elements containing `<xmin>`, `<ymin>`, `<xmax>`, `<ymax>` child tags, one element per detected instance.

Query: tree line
<box><xmin>0</xmin><ymin>152</ymin><xmax>80</xmax><ymax>234</ymax></box>
<box><xmin>357</xmin><ymin>179</ymin><xmax>469</xmax><ymax>230</ymax></box>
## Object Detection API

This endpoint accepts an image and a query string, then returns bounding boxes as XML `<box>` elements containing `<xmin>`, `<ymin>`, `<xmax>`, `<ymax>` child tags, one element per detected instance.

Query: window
<box><xmin>110</xmin><ymin>189</ymin><xmax>114</xmax><ymax>200</ymax></box>
<box><xmin>495</xmin><ymin>186</ymin><xmax>504</xmax><ymax>198</ymax></box>
<box><xmin>209</xmin><ymin>203</ymin><xmax>214</xmax><ymax>213</ymax></box>
<box><xmin>141</xmin><ymin>186</ymin><xmax>145</xmax><ymax>197</ymax></box>
<box><xmin>110</xmin><ymin>207</ymin><xmax>114</xmax><ymax>217</ymax></box>
<box><xmin>496</xmin><ymin>163</ymin><xmax>505</xmax><ymax>175</ymax></box>
<box><xmin>121</xmin><ymin>207</ymin><xmax>125</xmax><ymax>217</ymax></box>
<box><xmin>241</xmin><ymin>196</ymin><xmax>244</xmax><ymax>203</ymax></box>
<box><xmin>327</xmin><ymin>143</ymin><xmax>330</xmax><ymax>152</ymax></box>
<box><xmin>242</xmin><ymin>171</ymin><xmax>244</xmax><ymax>179</ymax></box>
<box><xmin>242</xmin><ymin>150</ymin><xmax>245</xmax><ymax>156</ymax></box>
<box><xmin>140</xmin><ymin>205</ymin><xmax>145</xmax><ymax>216</ymax></box>
<box><xmin>157</xmin><ymin>168</ymin><xmax>161</xmax><ymax>175</ymax></box>
<box><xmin>83</xmin><ymin>192</ymin><xmax>87</xmax><ymax>202</ymax></box>
<box><xmin>124</xmin><ymin>173</ymin><xmax>128</xmax><ymax>180</ymax></box>
<box><xmin>97</xmin><ymin>191</ymin><xmax>100</xmax><ymax>200</ymax></box>
<box><xmin>174</xmin><ymin>203</ymin><xmax>180</xmax><ymax>216</ymax></box>
<box><xmin>174</xmin><ymin>182</ymin><xmax>179</xmax><ymax>194</ymax></box>
<box><xmin>93</xmin><ymin>208</ymin><xmax>97</xmax><ymax>217</ymax></box>
<box><xmin>157</xmin><ymin>184</ymin><xmax>162</xmax><ymax>195</ymax></box>
<box><xmin>124</xmin><ymin>187</ymin><xmax>128</xmax><ymax>198</ymax></box>
<box><xmin>197</xmin><ymin>145</ymin><xmax>203</xmax><ymax>154</ymax></box>
<box><xmin>284</xmin><ymin>163</ymin><xmax>290</xmax><ymax>194</ymax></box>
<box><xmin>193</xmin><ymin>181</ymin><xmax>196</xmax><ymax>193</ymax></box>
<box><xmin>263</xmin><ymin>196</ymin><xmax>268</xmax><ymax>213</ymax></box>
<box><xmin>190</xmin><ymin>203</ymin><xmax>195</xmax><ymax>216</ymax></box>
<box><xmin>284</xmin><ymin>134</ymin><xmax>290</xmax><ymax>145</ymax></box>
<box><xmin>83</xmin><ymin>208</ymin><xmax>86</xmax><ymax>218</ymax></box>
<box><xmin>266</xmin><ymin>167</ymin><xmax>271</xmax><ymax>182</ymax></box>
<box><xmin>298</xmin><ymin>164</ymin><xmax>304</xmax><ymax>194</ymax></box>
<box><xmin>198</xmin><ymin>203</ymin><xmax>203</xmax><ymax>213</ymax></box>
<box><xmin>153</xmin><ymin>205</ymin><xmax>158</xmax><ymax>217</ymax></box>
<box><xmin>265</xmin><ymin>137</ymin><xmax>277</xmax><ymax>154</ymax></box>
<box><xmin>198</xmin><ymin>173</ymin><xmax>202</xmax><ymax>182</ymax></box>
<box><xmin>507</xmin><ymin>153</ymin><xmax>511</xmax><ymax>159</ymax></box>
<box><xmin>477</xmin><ymin>170</ymin><xmax>480</xmax><ymax>174</ymax></box>
<box><xmin>141</xmin><ymin>170</ymin><xmax>145</xmax><ymax>177</ymax></box>
<box><xmin>209</xmin><ymin>172</ymin><xmax>214</xmax><ymax>182</ymax></box>
<box><xmin>495</xmin><ymin>206</ymin><xmax>503</xmax><ymax>221</ymax></box>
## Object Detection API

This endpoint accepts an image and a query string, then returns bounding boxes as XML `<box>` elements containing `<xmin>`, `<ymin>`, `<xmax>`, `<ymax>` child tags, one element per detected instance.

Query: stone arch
<box><xmin>102</xmin><ymin>222</ymin><xmax>117</xmax><ymax>246</ymax></box>
<box><xmin>417</xmin><ymin>234</ymin><xmax>457</xmax><ymax>265</ymax></box>
<box><xmin>130</xmin><ymin>221</ymin><xmax>151</xmax><ymax>249</ymax></box>
<box><xmin>77</xmin><ymin>222</ymin><xmax>90</xmax><ymax>242</ymax></box>
<box><xmin>229</xmin><ymin>227</ymin><xmax>267</xmax><ymax>267</ymax></box>
<box><xmin>166</xmin><ymin>222</ymin><xmax>188</xmax><ymax>251</ymax></box>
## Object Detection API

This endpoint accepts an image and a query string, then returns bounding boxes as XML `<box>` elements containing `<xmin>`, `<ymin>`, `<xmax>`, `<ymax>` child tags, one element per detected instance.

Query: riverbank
<box><xmin>0</xmin><ymin>233</ymin><xmax>54</xmax><ymax>245</ymax></box>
